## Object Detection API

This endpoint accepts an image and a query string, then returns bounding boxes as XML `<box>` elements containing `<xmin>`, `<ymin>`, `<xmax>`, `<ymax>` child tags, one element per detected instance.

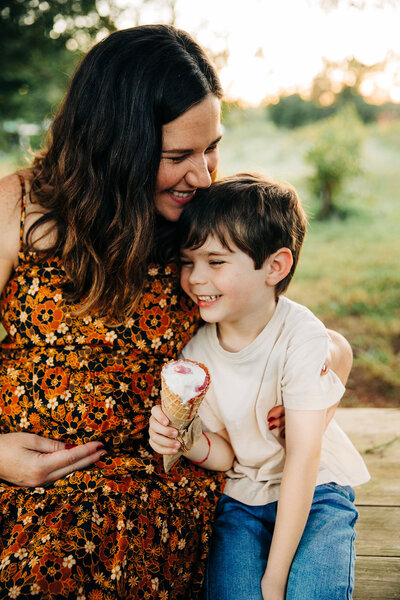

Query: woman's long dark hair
<box><xmin>30</xmin><ymin>25</ymin><xmax>222</xmax><ymax>320</ymax></box>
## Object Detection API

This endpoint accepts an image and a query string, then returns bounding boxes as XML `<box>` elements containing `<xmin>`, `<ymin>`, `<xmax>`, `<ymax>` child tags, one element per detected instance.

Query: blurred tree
<box><xmin>0</xmin><ymin>1</ymin><xmax>118</xmax><ymax>128</ymax></box>
<box><xmin>268</xmin><ymin>94</ymin><xmax>334</xmax><ymax>128</ymax></box>
<box><xmin>269</xmin><ymin>55</ymin><xmax>390</xmax><ymax>130</ymax></box>
<box><xmin>305</xmin><ymin>106</ymin><xmax>364</xmax><ymax>219</ymax></box>
<box><xmin>310</xmin><ymin>57</ymin><xmax>386</xmax><ymax>107</ymax></box>
<box><xmin>334</xmin><ymin>85</ymin><xmax>379</xmax><ymax>123</ymax></box>
<box><xmin>0</xmin><ymin>0</ymin><xmax>228</xmax><ymax>154</ymax></box>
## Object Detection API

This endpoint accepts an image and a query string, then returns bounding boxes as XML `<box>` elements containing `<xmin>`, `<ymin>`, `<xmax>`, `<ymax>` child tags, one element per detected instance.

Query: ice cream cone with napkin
<box><xmin>160</xmin><ymin>358</ymin><xmax>210</xmax><ymax>472</ymax></box>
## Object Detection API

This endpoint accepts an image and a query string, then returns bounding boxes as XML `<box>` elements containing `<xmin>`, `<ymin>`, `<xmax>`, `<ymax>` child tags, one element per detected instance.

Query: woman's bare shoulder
<box><xmin>0</xmin><ymin>171</ymin><xmax>28</xmax><ymax>266</ymax></box>
<box><xmin>0</xmin><ymin>170</ymin><xmax>22</xmax><ymax>200</ymax></box>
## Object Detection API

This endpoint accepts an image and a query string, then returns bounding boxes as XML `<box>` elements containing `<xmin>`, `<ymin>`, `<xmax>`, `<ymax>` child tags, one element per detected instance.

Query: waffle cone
<box><xmin>160</xmin><ymin>360</ymin><xmax>210</xmax><ymax>430</ymax></box>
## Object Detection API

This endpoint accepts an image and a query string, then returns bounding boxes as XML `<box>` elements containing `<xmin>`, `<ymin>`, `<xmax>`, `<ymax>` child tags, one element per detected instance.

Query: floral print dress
<box><xmin>0</xmin><ymin>178</ymin><xmax>224</xmax><ymax>599</ymax></box>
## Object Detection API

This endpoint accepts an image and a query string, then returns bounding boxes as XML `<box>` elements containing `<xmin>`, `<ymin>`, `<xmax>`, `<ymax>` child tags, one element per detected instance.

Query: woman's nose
<box><xmin>185</xmin><ymin>156</ymin><xmax>212</xmax><ymax>189</ymax></box>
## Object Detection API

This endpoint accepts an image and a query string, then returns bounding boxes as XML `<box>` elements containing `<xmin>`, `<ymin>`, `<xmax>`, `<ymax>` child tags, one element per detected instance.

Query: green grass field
<box><xmin>1</xmin><ymin>110</ymin><xmax>399</xmax><ymax>406</ymax></box>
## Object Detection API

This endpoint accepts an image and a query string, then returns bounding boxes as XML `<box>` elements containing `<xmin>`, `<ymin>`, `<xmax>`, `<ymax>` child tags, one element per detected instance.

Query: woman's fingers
<box><xmin>267</xmin><ymin>405</ymin><xmax>285</xmax><ymax>429</ymax></box>
<box><xmin>40</xmin><ymin>442</ymin><xmax>107</xmax><ymax>484</ymax></box>
<box><xmin>0</xmin><ymin>433</ymin><xmax>106</xmax><ymax>487</ymax></box>
<box><xmin>9</xmin><ymin>432</ymin><xmax>66</xmax><ymax>454</ymax></box>
<box><xmin>267</xmin><ymin>405</ymin><xmax>283</xmax><ymax>420</ymax></box>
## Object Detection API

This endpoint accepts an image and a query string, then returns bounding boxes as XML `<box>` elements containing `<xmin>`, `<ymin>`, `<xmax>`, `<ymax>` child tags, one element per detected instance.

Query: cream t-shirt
<box><xmin>182</xmin><ymin>296</ymin><xmax>370</xmax><ymax>506</ymax></box>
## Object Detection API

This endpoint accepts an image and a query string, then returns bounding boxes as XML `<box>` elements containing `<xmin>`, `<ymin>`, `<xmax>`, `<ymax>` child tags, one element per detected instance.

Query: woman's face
<box><xmin>155</xmin><ymin>94</ymin><xmax>222</xmax><ymax>222</ymax></box>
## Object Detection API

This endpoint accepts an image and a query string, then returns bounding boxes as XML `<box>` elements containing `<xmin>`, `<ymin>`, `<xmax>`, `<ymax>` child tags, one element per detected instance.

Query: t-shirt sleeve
<box><xmin>282</xmin><ymin>334</ymin><xmax>345</xmax><ymax>410</ymax></box>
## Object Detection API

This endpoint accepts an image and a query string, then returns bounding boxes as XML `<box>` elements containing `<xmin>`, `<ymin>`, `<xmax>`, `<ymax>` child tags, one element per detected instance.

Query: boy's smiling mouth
<box><xmin>197</xmin><ymin>294</ymin><xmax>221</xmax><ymax>305</ymax></box>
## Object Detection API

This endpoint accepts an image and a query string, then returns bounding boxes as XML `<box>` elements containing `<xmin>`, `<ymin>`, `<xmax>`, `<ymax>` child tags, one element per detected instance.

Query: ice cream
<box><xmin>162</xmin><ymin>359</ymin><xmax>209</xmax><ymax>411</ymax></box>
<box><xmin>160</xmin><ymin>358</ymin><xmax>210</xmax><ymax>472</ymax></box>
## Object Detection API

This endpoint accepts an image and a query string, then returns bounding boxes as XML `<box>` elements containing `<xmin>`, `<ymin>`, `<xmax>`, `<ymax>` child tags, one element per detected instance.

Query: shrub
<box><xmin>305</xmin><ymin>106</ymin><xmax>364</xmax><ymax>219</ymax></box>
<box><xmin>268</xmin><ymin>94</ymin><xmax>333</xmax><ymax>128</ymax></box>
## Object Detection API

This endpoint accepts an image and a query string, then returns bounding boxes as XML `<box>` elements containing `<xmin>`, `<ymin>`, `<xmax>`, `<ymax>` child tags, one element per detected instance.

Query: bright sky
<box><xmin>112</xmin><ymin>0</ymin><xmax>400</xmax><ymax>105</ymax></box>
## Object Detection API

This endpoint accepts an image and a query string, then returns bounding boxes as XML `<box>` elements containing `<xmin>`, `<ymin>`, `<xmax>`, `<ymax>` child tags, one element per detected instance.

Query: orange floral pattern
<box><xmin>0</xmin><ymin>231</ymin><xmax>224</xmax><ymax>598</ymax></box>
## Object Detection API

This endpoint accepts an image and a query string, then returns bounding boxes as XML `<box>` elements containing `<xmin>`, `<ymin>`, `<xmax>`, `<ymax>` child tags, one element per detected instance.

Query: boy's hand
<box><xmin>261</xmin><ymin>575</ymin><xmax>285</xmax><ymax>600</ymax></box>
<box><xmin>149</xmin><ymin>405</ymin><xmax>181</xmax><ymax>455</ymax></box>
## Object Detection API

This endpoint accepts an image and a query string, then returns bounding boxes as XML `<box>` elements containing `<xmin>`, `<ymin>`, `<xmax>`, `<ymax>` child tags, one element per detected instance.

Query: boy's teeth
<box><xmin>198</xmin><ymin>295</ymin><xmax>219</xmax><ymax>301</ymax></box>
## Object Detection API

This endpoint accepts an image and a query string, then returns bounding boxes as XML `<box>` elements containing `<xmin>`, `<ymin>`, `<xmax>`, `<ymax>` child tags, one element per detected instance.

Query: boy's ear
<box><xmin>265</xmin><ymin>248</ymin><xmax>293</xmax><ymax>286</ymax></box>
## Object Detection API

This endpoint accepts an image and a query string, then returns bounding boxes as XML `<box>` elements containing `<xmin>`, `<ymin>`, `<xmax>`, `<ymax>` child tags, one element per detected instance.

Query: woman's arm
<box><xmin>0</xmin><ymin>173</ymin><xmax>107</xmax><ymax>487</ymax></box>
<box><xmin>0</xmin><ymin>173</ymin><xmax>21</xmax><ymax>279</ymax></box>
<box><xmin>149</xmin><ymin>404</ymin><xmax>234</xmax><ymax>471</ymax></box>
<box><xmin>325</xmin><ymin>328</ymin><xmax>353</xmax><ymax>386</ymax></box>
<box><xmin>261</xmin><ymin>408</ymin><xmax>326</xmax><ymax>600</ymax></box>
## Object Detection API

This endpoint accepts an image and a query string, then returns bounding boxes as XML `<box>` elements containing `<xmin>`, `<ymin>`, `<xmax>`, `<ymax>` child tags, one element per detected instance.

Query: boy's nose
<box><xmin>188</xmin><ymin>264</ymin><xmax>208</xmax><ymax>285</ymax></box>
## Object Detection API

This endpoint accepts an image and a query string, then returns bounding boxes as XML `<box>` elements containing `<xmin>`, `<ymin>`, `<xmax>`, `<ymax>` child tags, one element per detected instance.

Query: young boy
<box><xmin>149</xmin><ymin>174</ymin><xmax>369</xmax><ymax>600</ymax></box>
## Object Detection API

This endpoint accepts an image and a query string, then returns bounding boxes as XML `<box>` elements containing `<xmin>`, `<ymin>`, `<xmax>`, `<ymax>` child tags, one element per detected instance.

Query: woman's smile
<box><xmin>167</xmin><ymin>188</ymin><xmax>197</xmax><ymax>205</ymax></box>
<box><xmin>155</xmin><ymin>94</ymin><xmax>222</xmax><ymax>222</ymax></box>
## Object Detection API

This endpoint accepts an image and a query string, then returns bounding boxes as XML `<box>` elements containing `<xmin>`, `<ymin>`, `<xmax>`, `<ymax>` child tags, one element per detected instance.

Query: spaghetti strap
<box><xmin>17</xmin><ymin>173</ymin><xmax>27</xmax><ymax>252</ymax></box>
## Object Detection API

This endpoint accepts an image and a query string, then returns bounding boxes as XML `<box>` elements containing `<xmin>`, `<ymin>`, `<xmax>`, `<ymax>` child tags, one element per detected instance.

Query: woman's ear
<box><xmin>265</xmin><ymin>248</ymin><xmax>293</xmax><ymax>287</ymax></box>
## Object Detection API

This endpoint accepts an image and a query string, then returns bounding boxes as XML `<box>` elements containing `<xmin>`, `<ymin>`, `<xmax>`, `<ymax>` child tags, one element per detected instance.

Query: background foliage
<box><xmin>218</xmin><ymin>106</ymin><xmax>400</xmax><ymax>407</ymax></box>
<box><xmin>0</xmin><ymin>0</ymin><xmax>118</xmax><ymax>151</ymax></box>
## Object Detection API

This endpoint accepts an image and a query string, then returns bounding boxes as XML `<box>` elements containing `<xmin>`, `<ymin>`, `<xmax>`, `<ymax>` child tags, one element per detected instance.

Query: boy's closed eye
<box><xmin>179</xmin><ymin>258</ymin><xmax>193</xmax><ymax>267</ymax></box>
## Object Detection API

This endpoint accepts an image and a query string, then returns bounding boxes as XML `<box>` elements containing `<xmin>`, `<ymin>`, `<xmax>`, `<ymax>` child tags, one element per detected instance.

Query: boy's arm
<box><xmin>149</xmin><ymin>404</ymin><xmax>234</xmax><ymax>471</ymax></box>
<box><xmin>261</xmin><ymin>408</ymin><xmax>326</xmax><ymax>600</ymax></box>
<box><xmin>184</xmin><ymin>426</ymin><xmax>234</xmax><ymax>471</ymax></box>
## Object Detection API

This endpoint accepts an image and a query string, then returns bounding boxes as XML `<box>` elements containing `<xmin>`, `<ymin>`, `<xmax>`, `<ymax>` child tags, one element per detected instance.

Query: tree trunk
<box><xmin>318</xmin><ymin>182</ymin><xmax>334</xmax><ymax>219</ymax></box>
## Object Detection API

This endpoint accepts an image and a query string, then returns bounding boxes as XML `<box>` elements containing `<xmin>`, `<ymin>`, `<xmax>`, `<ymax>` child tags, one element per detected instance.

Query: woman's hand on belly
<box><xmin>0</xmin><ymin>432</ymin><xmax>106</xmax><ymax>487</ymax></box>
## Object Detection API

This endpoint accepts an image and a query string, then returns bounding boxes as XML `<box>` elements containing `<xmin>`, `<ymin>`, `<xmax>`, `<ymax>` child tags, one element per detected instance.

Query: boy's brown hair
<box><xmin>179</xmin><ymin>173</ymin><xmax>307</xmax><ymax>296</ymax></box>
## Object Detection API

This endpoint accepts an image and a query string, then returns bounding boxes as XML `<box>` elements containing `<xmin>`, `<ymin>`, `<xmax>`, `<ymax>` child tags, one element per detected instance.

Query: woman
<box><xmin>0</xmin><ymin>25</ymin><xmax>226</xmax><ymax>599</ymax></box>
<box><xmin>0</xmin><ymin>25</ymin><xmax>351</xmax><ymax>599</ymax></box>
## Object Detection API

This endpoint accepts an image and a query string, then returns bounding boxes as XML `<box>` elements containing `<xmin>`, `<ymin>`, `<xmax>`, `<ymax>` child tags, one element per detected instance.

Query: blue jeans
<box><xmin>204</xmin><ymin>483</ymin><xmax>358</xmax><ymax>600</ymax></box>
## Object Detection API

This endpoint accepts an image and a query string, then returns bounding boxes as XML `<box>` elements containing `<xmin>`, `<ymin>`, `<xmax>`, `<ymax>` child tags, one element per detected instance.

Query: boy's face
<box><xmin>180</xmin><ymin>235</ymin><xmax>275</xmax><ymax>328</ymax></box>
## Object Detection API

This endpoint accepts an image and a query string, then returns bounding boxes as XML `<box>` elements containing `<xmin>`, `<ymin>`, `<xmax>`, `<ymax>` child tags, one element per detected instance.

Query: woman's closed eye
<box><xmin>162</xmin><ymin>153</ymin><xmax>190</xmax><ymax>164</ymax></box>
<box><xmin>168</xmin><ymin>147</ymin><xmax>216</xmax><ymax>162</ymax></box>
<box><xmin>205</xmin><ymin>143</ymin><xmax>219</xmax><ymax>154</ymax></box>
<box><xmin>168</xmin><ymin>154</ymin><xmax>190</xmax><ymax>163</ymax></box>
